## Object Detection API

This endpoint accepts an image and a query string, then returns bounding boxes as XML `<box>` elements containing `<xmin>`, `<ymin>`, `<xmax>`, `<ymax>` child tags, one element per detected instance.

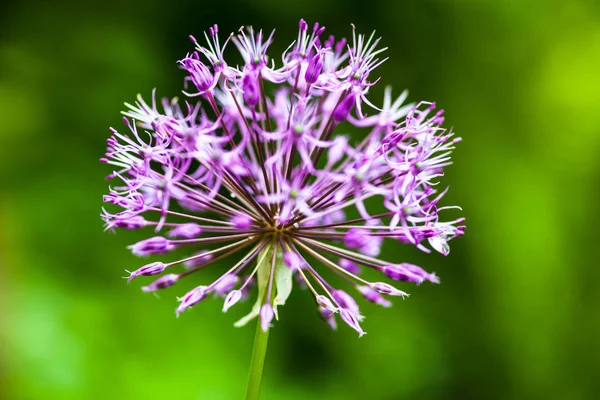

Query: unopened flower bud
<box><xmin>213</xmin><ymin>274</ymin><xmax>239</xmax><ymax>295</ymax></box>
<box><xmin>339</xmin><ymin>258</ymin><xmax>360</xmax><ymax>274</ymax></box>
<box><xmin>242</xmin><ymin>74</ymin><xmax>260</xmax><ymax>106</ymax></box>
<box><xmin>180</xmin><ymin>54</ymin><xmax>214</xmax><ymax>93</ymax></box>
<box><xmin>344</xmin><ymin>228</ymin><xmax>367</xmax><ymax>249</ymax></box>
<box><xmin>127</xmin><ymin>261</ymin><xmax>166</xmax><ymax>282</ymax></box>
<box><xmin>371</xmin><ymin>282</ymin><xmax>409</xmax><ymax>298</ymax></box>
<box><xmin>333</xmin><ymin>93</ymin><xmax>356</xmax><ymax>122</ymax></box>
<box><xmin>128</xmin><ymin>236</ymin><xmax>174</xmax><ymax>256</ymax></box>
<box><xmin>260</xmin><ymin>304</ymin><xmax>274</xmax><ymax>332</ymax></box>
<box><xmin>222</xmin><ymin>290</ymin><xmax>242</xmax><ymax>312</ymax></box>
<box><xmin>383</xmin><ymin>263</ymin><xmax>439</xmax><ymax>284</ymax></box>
<box><xmin>167</xmin><ymin>223</ymin><xmax>203</xmax><ymax>239</ymax></box>
<box><xmin>340</xmin><ymin>309</ymin><xmax>366</xmax><ymax>337</ymax></box>
<box><xmin>176</xmin><ymin>286</ymin><xmax>208</xmax><ymax>316</ymax></box>
<box><xmin>283</xmin><ymin>251</ymin><xmax>302</xmax><ymax>271</ymax></box>
<box><xmin>142</xmin><ymin>273</ymin><xmax>179</xmax><ymax>292</ymax></box>
<box><xmin>184</xmin><ymin>250</ymin><xmax>214</xmax><ymax>268</ymax></box>
<box><xmin>319</xmin><ymin>306</ymin><xmax>337</xmax><ymax>330</ymax></box>
<box><xmin>358</xmin><ymin>286</ymin><xmax>391</xmax><ymax>307</ymax></box>
<box><xmin>305</xmin><ymin>52</ymin><xmax>324</xmax><ymax>84</ymax></box>
<box><xmin>115</xmin><ymin>215</ymin><xmax>147</xmax><ymax>229</ymax></box>
<box><xmin>231</xmin><ymin>214</ymin><xmax>253</xmax><ymax>229</ymax></box>
<box><xmin>333</xmin><ymin>290</ymin><xmax>361</xmax><ymax>320</ymax></box>
<box><xmin>316</xmin><ymin>295</ymin><xmax>337</xmax><ymax>313</ymax></box>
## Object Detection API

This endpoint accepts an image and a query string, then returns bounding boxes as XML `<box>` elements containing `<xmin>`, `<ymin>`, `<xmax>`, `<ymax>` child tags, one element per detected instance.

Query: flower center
<box><xmin>293</xmin><ymin>124</ymin><xmax>303</xmax><ymax>136</ymax></box>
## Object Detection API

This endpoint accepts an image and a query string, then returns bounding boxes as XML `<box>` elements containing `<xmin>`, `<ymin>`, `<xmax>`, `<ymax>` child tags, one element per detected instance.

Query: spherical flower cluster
<box><xmin>101</xmin><ymin>21</ymin><xmax>465</xmax><ymax>336</ymax></box>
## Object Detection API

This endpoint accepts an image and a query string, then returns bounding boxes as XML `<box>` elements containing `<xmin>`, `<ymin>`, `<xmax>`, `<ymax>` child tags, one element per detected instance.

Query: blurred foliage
<box><xmin>1</xmin><ymin>0</ymin><xmax>599</xmax><ymax>399</ymax></box>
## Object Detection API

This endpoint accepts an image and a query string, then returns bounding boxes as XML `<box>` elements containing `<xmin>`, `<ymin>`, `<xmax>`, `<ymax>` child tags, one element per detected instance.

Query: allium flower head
<box><xmin>101</xmin><ymin>20</ymin><xmax>465</xmax><ymax>336</ymax></box>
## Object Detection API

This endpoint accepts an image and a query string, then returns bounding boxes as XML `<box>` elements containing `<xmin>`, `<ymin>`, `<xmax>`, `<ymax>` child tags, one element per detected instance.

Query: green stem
<box><xmin>245</xmin><ymin>319</ymin><xmax>270</xmax><ymax>400</ymax></box>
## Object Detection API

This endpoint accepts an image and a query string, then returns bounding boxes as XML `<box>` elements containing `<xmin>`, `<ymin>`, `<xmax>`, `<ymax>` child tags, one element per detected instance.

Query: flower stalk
<box><xmin>245</xmin><ymin>244</ymin><xmax>276</xmax><ymax>400</ymax></box>
<box><xmin>245</xmin><ymin>308</ymin><xmax>270</xmax><ymax>400</ymax></box>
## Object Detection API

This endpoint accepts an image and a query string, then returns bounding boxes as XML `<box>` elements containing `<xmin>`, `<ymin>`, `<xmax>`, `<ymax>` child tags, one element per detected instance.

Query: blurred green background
<box><xmin>1</xmin><ymin>0</ymin><xmax>599</xmax><ymax>399</ymax></box>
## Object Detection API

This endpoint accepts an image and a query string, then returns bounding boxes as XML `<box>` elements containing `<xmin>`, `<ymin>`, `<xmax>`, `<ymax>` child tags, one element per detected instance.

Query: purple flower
<box><xmin>102</xmin><ymin>21</ymin><xmax>465</xmax><ymax>336</ymax></box>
